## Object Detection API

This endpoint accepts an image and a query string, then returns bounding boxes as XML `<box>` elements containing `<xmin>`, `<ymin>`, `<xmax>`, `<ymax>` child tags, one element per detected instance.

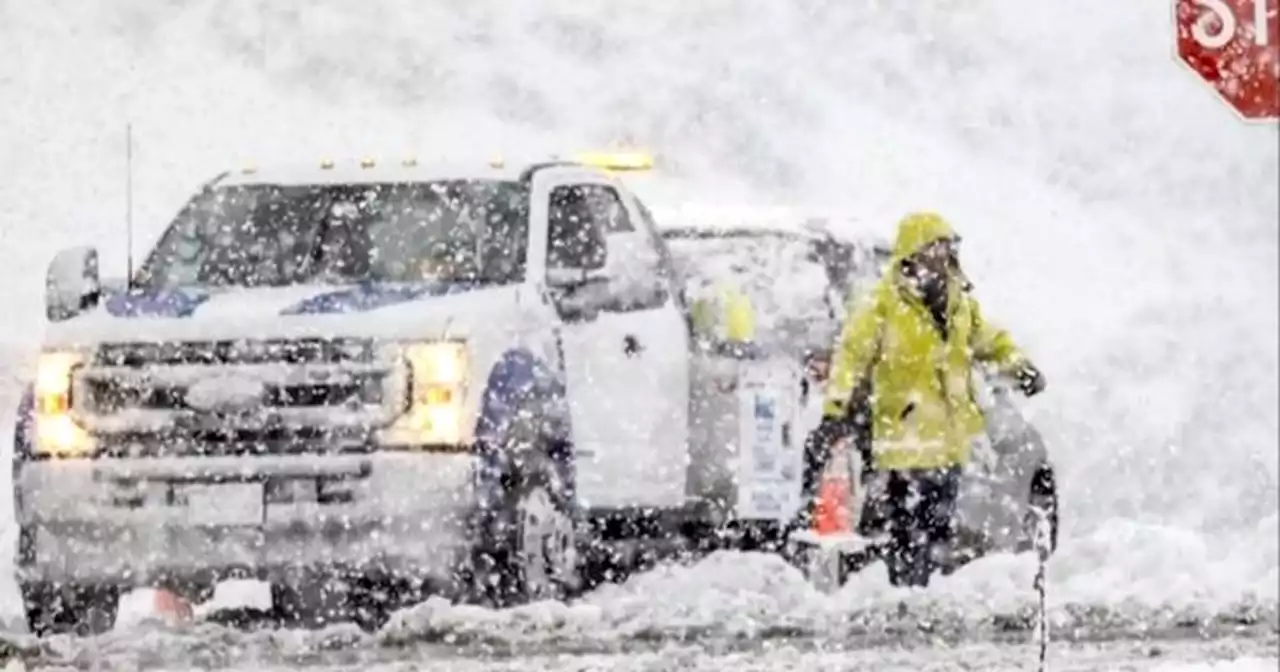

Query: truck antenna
<box><xmin>125</xmin><ymin>122</ymin><xmax>134</xmax><ymax>290</ymax></box>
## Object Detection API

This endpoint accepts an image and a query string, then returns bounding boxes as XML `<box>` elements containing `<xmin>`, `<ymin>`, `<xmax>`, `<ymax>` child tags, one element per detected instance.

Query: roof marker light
<box><xmin>573</xmin><ymin>150</ymin><xmax>655</xmax><ymax>172</ymax></box>
<box><xmin>360</xmin><ymin>158</ymin><xmax>376</xmax><ymax>168</ymax></box>
<box><xmin>320</xmin><ymin>159</ymin><xmax>335</xmax><ymax>170</ymax></box>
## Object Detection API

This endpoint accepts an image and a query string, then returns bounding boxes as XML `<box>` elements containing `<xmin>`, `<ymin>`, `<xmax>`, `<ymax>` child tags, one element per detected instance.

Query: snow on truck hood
<box><xmin>42</xmin><ymin>282</ymin><xmax>528</xmax><ymax>347</ymax></box>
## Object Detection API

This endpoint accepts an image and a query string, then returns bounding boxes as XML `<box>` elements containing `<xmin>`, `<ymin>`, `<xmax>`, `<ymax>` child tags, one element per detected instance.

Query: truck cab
<box><xmin>14</xmin><ymin>154</ymin><xmax>804</xmax><ymax>634</ymax></box>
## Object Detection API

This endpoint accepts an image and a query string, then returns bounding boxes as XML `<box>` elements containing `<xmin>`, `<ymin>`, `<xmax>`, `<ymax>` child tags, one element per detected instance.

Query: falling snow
<box><xmin>0</xmin><ymin>1</ymin><xmax>1277</xmax><ymax>671</ymax></box>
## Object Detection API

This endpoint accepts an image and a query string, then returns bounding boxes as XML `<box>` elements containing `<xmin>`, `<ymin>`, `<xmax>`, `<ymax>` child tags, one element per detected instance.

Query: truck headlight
<box><xmin>34</xmin><ymin>351</ymin><xmax>94</xmax><ymax>458</ymax></box>
<box><xmin>378</xmin><ymin>341</ymin><xmax>468</xmax><ymax>447</ymax></box>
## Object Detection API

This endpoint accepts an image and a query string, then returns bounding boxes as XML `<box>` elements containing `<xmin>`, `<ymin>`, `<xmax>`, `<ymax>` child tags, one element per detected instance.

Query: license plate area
<box><xmin>175</xmin><ymin>482</ymin><xmax>265</xmax><ymax>527</ymax></box>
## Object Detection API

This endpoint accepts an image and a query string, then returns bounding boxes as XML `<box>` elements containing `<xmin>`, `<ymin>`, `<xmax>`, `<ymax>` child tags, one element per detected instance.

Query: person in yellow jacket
<box><xmin>803</xmin><ymin>211</ymin><xmax>1045</xmax><ymax>587</ymax></box>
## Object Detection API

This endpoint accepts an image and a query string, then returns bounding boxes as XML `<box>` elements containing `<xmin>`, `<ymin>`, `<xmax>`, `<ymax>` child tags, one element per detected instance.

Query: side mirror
<box><xmin>46</xmin><ymin>246</ymin><xmax>101</xmax><ymax>322</ymax></box>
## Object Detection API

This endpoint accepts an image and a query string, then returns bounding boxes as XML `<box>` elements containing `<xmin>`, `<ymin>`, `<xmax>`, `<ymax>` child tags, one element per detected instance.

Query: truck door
<box><xmin>537</xmin><ymin>174</ymin><xmax>692</xmax><ymax>511</ymax></box>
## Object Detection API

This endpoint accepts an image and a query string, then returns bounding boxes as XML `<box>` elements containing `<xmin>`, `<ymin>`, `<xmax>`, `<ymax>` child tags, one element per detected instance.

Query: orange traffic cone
<box><xmin>798</xmin><ymin>437</ymin><xmax>871</xmax><ymax>592</ymax></box>
<box><xmin>152</xmin><ymin>588</ymin><xmax>194</xmax><ymax>625</ymax></box>
<box><xmin>812</xmin><ymin>437</ymin><xmax>858</xmax><ymax>536</ymax></box>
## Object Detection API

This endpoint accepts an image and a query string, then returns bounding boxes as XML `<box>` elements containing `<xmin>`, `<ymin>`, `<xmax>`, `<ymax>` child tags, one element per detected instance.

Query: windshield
<box><xmin>664</xmin><ymin>232</ymin><xmax>843</xmax><ymax>354</ymax></box>
<box><xmin>136</xmin><ymin>180</ymin><xmax>530</xmax><ymax>290</ymax></box>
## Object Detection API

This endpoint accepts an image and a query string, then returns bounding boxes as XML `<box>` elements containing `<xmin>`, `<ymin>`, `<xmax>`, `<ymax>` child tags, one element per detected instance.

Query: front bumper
<box><xmin>14</xmin><ymin>452</ymin><xmax>476</xmax><ymax>589</ymax></box>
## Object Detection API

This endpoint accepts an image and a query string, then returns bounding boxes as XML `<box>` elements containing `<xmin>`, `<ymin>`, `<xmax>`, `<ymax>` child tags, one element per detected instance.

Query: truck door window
<box><xmin>548</xmin><ymin>184</ymin><xmax>610</xmax><ymax>270</ymax></box>
<box><xmin>584</xmin><ymin>184</ymin><xmax>635</xmax><ymax>233</ymax></box>
<box><xmin>548</xmin><ymin>184</ymin><xmax>666</xmax><ymax>314</ymax></box>
<box><xmin>632</xmin><ymin>197</ymin><xmax>688</xmax><ymax>314</ymax></box>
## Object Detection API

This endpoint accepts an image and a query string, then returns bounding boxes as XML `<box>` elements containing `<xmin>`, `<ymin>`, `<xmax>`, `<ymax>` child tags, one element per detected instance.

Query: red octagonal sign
<box><xmin>1176</xmin><ymin>0</ymin><xmax>1280</xmax><ymax>120</ymax></box>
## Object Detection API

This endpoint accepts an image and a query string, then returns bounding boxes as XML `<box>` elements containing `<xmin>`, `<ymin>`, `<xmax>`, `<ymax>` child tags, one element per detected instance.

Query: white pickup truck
<box><xmin>12</xmin><ymin>154</ymin><xmax>813</xmax><ymax>635</ymax></box>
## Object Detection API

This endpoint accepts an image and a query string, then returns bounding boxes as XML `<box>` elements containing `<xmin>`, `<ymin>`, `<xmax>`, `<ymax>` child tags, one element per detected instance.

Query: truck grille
<box><xmin>84</xmin><ymin>378</ymin><xmax>385</xmax><ymax>413</ymax></box>
<box><xmin>71</xmin><ymin>338</ymin><xmax>405</xmax><ymax>452</ymax></box>
<box><xmin>95</xmin><ymin>338</ymin><xmax>375</xmax><ymax>368</ymax></box>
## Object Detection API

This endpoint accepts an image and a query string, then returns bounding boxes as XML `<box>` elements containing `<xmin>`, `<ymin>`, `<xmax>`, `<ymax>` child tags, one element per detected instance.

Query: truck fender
<box><xmin>471</xmin><ymin>349</ymin><xmax>573</xmax><ymax>509</ymax></box>
<box><xmin>473</xmin><ymin>348</ymin><xmax>569</xmax><ymax>445</ymax></box>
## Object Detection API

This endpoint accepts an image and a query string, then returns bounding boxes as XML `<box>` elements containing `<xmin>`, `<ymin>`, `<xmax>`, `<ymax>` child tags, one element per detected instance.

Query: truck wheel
<box><xmin>470</xmin><ymin>440</ymin><xmax>580</xmax><ymax>608</ymax></box>
<box><xmin>21</xmin><ymin>581</ymin><xmax>119</xmax><ymax>637</ymax></box>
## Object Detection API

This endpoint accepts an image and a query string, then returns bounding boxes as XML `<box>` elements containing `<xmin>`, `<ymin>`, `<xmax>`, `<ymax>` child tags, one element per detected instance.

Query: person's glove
<box><xmin>801</xmin><ymin>414</ymin><xmax>854</xmax><ymax>501</ymax></box>
<box><xmin>1015</xmin><ymin>363</ymin><xmax>1046</xmax><ymax>397</ymax></box>
<box><xmin>810</xmin><ymin>414</ymin><xmax>854</xmax><ymax>452</ymax></box>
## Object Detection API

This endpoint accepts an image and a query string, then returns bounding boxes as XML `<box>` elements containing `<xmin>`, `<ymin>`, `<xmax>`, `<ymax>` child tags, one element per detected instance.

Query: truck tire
<box><xmin>21</xmin><ymin>581</ymin><xmax>119</xmax><ymax>637</ymax></box>
<box><xmin>469</xmin><ymin>438</ymin><xmax>580</xmax><ymax>608</ymax></box>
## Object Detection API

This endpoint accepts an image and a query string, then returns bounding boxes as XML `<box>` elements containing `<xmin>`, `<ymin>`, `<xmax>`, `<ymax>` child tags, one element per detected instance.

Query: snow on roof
<box><xmin>214</xmin><ymin>158</ymin><xmax>531</xmax><ymax>187</ymax></box>
<box><xmin>215</xmin><ymin>151</ymin><xmax>659</xmax><ymax>188</ymax></box>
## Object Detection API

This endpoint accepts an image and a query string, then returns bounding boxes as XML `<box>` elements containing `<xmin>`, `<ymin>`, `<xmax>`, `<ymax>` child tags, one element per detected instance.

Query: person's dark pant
<box><xmin>883</xmin><ymin>466</ymin><xmax>961</xmax><ymax>588</ymax></box>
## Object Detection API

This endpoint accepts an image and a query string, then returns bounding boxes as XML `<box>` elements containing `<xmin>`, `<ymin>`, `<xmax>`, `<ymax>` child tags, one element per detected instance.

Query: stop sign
<box><xmin>1175</xmin><ymin>0</ymin><xmax>1280</xmax><ymax>120</ymax></box>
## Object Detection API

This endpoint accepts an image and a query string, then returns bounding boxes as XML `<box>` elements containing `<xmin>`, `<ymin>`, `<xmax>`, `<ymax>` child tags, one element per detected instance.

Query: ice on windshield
<box><xmin>136</xmin><ymin>180</ymin><xmax>530</xmax><ymax>290</ymax></box>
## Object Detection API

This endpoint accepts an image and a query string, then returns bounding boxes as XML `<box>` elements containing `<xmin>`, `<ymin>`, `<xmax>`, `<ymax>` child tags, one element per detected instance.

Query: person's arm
<box><xmin>822</xmin><ymin>295</ymin><xmax>883</xmax><ymax>419</ymax></box>
<box><xmin>968</xmin><ymin>296</ymin><xmax>1023</xmax><ymax>369</ymax></box>
<box><xmin>968</xmin><ymin>295</ymin><xmax>1045</xmax><ymax>395</ymax></box>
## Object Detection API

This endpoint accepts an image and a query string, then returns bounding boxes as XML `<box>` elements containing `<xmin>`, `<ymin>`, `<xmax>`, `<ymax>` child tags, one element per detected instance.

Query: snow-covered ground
<box><xmin>3</xmin><ymin>629</ymin><xmax>1279</xmax><ymax>671</ymax></box>
<box><xmin>1</xmin><ymin>1</ymin><xmax>1276</xmax><ymax>669</ymax></box>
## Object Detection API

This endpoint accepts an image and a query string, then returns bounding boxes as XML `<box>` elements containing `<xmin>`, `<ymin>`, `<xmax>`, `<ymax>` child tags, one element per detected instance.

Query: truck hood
<box><xmin>43</xmin><ymin>281</ymin><xmax>533</xmax><ymax>348</ymax></box>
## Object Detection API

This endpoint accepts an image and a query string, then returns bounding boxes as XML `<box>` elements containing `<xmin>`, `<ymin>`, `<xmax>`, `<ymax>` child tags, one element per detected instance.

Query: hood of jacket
<box><xmin>889</xmin><ymin>211</ymin><xmax>971</xmax><ymax>292</ymax></box>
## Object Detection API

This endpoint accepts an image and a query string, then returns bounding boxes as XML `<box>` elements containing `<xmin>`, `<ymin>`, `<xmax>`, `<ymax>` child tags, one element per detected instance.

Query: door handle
<box><xmin>623</xmin><ymin>334</ymin><xmax>643</xmax><ymax>357</ymax></box>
